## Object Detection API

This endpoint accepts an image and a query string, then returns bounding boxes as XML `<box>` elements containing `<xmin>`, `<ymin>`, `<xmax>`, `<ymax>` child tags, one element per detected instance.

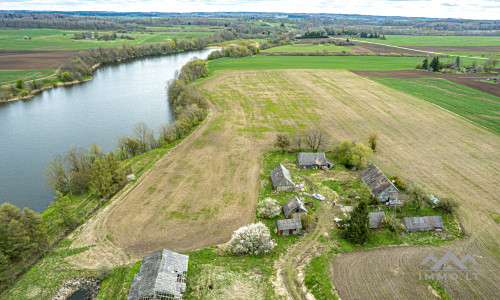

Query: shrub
<box><xmin>19</xmin><ymin>89</ymin><xmax>29</xmax><ymax>97</ymax></box>
<box><xmin>392</xmin><ymin>176</ymin><xmax>407</xmax><ymax>192</ymax></box>
<box><xmin>368</xmin><ymin>195</ymin><xmax>380</xmax><ymax>206</ymax></box>
<box><xmin>225</xmin><ymin>222</ymin><xmax>274</xmax><ymax>255</ymax></box>
<box><xmin>257</xmin><ymin>198</ymin><xmax>281</xmax><ymax>218</ymax></box>
<box><xmin>368</xmin><ymin>132</ymin><xmax>378</xmax><ymax>151</ymax></box>
<box><xmin>96</xmin><ymin>259</ymin><xmax>112</xmax><ymax>280</ymax></box>
<box><xmin>434</xmin><ymin>197</ymin><xmax>459</xmax><ymax>213</ymax></box>
<box><xmin>60</xmin><ymin>72</ymin><xmax>74</xmax><ymax>82</ymax></box>
<box><xmin>15</xmin><ymin>79</ymin><xmax>24</xmax><ymax>89</ymax></box>
<box><xmin>387</xmin><ymin>216</ymin><xmax>404</xmax><ymax>233</ymax></box>
<box><xmin>301</xmin><ymin>214</ymin><xmax>312</xmax><ymax>229</ymax></box>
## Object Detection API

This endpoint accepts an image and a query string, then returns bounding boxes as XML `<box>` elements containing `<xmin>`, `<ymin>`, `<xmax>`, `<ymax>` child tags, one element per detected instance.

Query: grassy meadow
<box><xmin>371</xmin><ymin>77</ymin><xmax>500</xmax><ymax>133</ymax></box>
<box><xmin>208</xmin><ymin>56</ymin><xmax>425</xmax><ymax>72</ymax></box>
<box><xmin>0</xmin><ymin>27</ymin><xmax>219</xmax><ymax>51</ymax></box>
<box><xmin>357</xmin><ymin>35</ymin><xmax>500</xmax><ymax>47</ymax></box>
<box><xmin>0</xmin><ymin>69</ymin><xmax>54</xmax><ymax>85</ymax></box>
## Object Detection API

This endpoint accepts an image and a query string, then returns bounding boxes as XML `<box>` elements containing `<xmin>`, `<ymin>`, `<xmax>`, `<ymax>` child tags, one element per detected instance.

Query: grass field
<box><xmin>262</xmin><ymin>44</ymin><xmax>353</xmax><ymax>53</ymax></box>
<box><xmin>358</xmin><ymin>35</ymin><xmax>500</xmax><ymax>47</ymax></box>
<box><xmin>0</xmin><ymin>69</ymin><xmax>54</xmax><ymax>85</ymax></box>
<box><xmin>208</xmin><ymin>56</ymin><xmax>425</xmax><ymax>72</ymax></box>
<box><xmin>443</xmin><ymin>52</ymin><xmax>500</xmax><ymax>58</ymax></box>
<box><xmin>371</xmin><ymin>78</ymin><xmax>500</xmax><ymax>133</ymax></box>
<box><xmin>0</xmin><ymin>28</ymin><xmax>218</xmax><ymax>51</ymax></box>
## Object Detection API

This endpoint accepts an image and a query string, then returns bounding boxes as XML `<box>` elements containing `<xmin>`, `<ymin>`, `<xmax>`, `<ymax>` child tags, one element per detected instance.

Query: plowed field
<box><xmin>67</xmin><ymin>69</ymin><xmax>500</xmax><ymax>300</ymax></box>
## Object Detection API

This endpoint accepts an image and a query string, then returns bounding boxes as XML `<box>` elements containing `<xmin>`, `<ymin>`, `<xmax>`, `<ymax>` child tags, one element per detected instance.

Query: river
<box><xmin>0</xmin><ymin>48</ymin><xmax>215</xmax><ymax>213</ymax></box>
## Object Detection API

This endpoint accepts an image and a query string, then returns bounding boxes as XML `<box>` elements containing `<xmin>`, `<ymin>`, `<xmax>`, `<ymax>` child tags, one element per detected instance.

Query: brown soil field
<box><xmin>0</xmin><ymin>49</ymin><xmax>77</xmax><ymax>70</ymax></box>
<box><xmin>351</xmin><ymin>69</ymin><xmax>500</xmax><ymax>97</ymax></box>
<box><xmin>349</xmin><ymin>42</ymin><xmax>426</xmax><ymax>56</ymax></box>
<box><xmin>407</xmin><ymin>46</ymin><xmax>500</xmax><ymax>53</ymax></box>
<box><xmin>66</xmin><ymin>70</ymin><xmax>500</xmax><ymax>299</ymax></box>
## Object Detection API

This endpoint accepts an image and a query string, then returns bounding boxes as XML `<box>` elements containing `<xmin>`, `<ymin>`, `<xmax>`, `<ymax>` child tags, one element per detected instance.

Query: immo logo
<box><xmin>418</xmin><ymin>251</ymin><xmax>480</xmax><ymax>281</ymax></box>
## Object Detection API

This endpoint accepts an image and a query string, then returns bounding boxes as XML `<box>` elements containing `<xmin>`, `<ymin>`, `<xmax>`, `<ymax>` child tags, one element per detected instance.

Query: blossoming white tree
<box><xmin>257</xmin><ymin>197</ymin><xmax>281</xmax><ymax>218</ymax></box>
<box><xmin>225</xmin><ymin>222</ymin><xmax>274</xmax><ymax>255</ymax></box>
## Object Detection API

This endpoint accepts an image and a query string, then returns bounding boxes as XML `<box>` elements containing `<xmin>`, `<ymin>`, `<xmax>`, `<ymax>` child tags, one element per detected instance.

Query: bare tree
<box><xmin>305</xmin><ymin>128</ymin><xmax>326</xmax><ymax>152</ymax></box>
<box><xmin>134</xmin><ymin>122</ymin><xmax>153</xmax><ymax>153</ymax></box>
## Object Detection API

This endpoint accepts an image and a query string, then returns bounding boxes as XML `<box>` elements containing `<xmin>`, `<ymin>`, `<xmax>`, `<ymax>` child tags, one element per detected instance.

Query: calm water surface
<box><xmin>0</xmin><ymin>49</ymin><xmax>214</xmax><ymax>212</ymax></box>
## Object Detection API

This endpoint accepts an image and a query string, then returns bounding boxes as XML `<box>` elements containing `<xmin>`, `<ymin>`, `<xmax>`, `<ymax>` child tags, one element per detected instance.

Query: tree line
<box><xmin>0</xmin><ymin>30</ymin><xmax>236</xmax><ymax>101</ymax></box>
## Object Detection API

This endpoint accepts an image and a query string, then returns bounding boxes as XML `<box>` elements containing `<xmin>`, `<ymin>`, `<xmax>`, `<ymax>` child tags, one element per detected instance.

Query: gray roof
<box><xmin>128</xmin><ymin>250</ymin><xmax>189</xmax><ymax>300</ymax></box>
<box><xmin>297</xmin><ymin>152</ymin><xmax>330</xmax><ymax>167</ymax></box>
<box><xmin>368</xmin><ymin>212</ymin><xmax>386</xmax><ymax>229</ymax></box>
<box><xmin>270</xmin><ymin>163</ymin><xmax>294</xmax><ymax>188</ymax></box>
<box><xmin>360</xmin><ymin>164</ymin><xmax>399</xmax><ymax>196</ymax></box>
<box><xmin>277</xmin><ymin>218</ymin><xmax>302</xmax><ymax>231</ymax></box>
<box><xmin>282</xmin><ymin>196</ymin><xmax>308</xmax><ymax>218</ymax></box>
<box><xmin>403</xmin><ymin>216</ymin><xmax>444</xmax><ymax>232</ymax></box>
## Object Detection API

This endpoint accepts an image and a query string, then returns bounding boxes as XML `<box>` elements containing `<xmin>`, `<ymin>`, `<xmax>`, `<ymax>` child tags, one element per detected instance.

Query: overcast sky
<box><xmin>2</xmin><ymin>0</ymin><xmax>499</xmax><ymax>20</ymax></box>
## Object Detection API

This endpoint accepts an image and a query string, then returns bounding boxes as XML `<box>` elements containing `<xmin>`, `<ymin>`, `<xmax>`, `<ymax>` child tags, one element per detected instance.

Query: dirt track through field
<box><xmin>0</xmin><ymin>49</ymin><xmax>77</xmax><ymax>70</ymax></box>
<box><xmin>66</xmin><ymin>70</ymin><xmax>500</xmax><ymax>299</ymax></box>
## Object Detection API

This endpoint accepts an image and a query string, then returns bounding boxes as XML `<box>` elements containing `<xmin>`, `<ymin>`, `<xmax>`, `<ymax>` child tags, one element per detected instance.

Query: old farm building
<box><xmin>368</xmin><ymin>212</ymin><xmax>387</xmax><ymax>229</ymax></box>
<box><xmin>270</xmin><ymin>163</ymin><xmax>295</xmax><ymax>192</ymax></box>
<box><xmin>360</xmin><ymin>164</ymin><xmax>401</xmax><ymax>202</ymax></box>
<box><xmin>403</xmin><ymin>216</ymin><xmax>444</xmax><ymax>232</ymax></box>
<box><xmin>297</xmin><ymin>152</ymin><xmax>334</xmax><ymax>169</ymax></box>
<box><xmin>282</xmin><ymin>196</ymin><xmax>308</xmax><ymax>219</ymax></box>
<box><xmin>128</xmin><ymin>250</ymin><xmax>189</xmax><ymax>300</ymax></box>
<box><xmin>277</xmin><ymin>218</ymin><xmax>302</xmax><ymax>236</ymax></box>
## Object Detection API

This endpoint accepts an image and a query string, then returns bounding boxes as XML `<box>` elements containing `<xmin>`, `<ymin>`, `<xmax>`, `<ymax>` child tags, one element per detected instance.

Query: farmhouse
<box><xmin>270</xmin><ymin>163</ymin><xmax>295</xmax><ymax>192</ymax></box>
<box><xmin>403</xmin><ymin>216</ymin><xmax>444</xmax><ymax>232</ymax></box>
<box><xmin>296</xmin><ymin>152</ymin><xmax>334</xmax><ymax>169</ymax></box>
<box><xmin>368</xmin><ymin>211</ymin><xmax>386</xmax><ymax>229</ymax></box>
<box><xmin>277</xmin><ymin>218</ymin><xmax>302</xmax><ymax>236</ymax></box>
<box><xmin>360</xmin><ymin>164</ymin><xmax>401</xmax><ymax>202</ymax></box>
<box><xmin>128</xmin><ymin>250</ymin><xmax>189</xmax><ymax>300</ymax></box>
<box><xmin>282</xmin><ymin>196</ymin><xmax>308</xmax><ymax>219</ymax></box>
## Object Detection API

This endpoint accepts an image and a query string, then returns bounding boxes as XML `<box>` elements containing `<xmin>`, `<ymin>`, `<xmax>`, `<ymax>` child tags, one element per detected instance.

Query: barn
<box><xmin>403</xmin><ymin>216</ymin><xmax>444</xmax><ymax>232</ymax></box>
<box><xmin>277</xmin><ymin>218</ymin><xmax>302</xmax><ymax>236</ymax></box>
<box><xmin>297</xmin><ymin>152</ymin><xmax>334</xmax><ymax>169</ymax></box>
<box><xmin>282</xmin><ymin>196</ymin><xmax>308</xmax><ymax>219</ymax></box>
<box><xmin>270</xmin><ymin>163</ymin><xmax>295</xmax><ymax>192</ymax></box>
<box><xmin>360</xmin><ymin>164</ymin><xmax>401</xmax><ymax>202</ymax></box>
<box><xmin>128</xmin><ymin>250</ymin><xmax>189</xmax><ymax>300</ymax></box>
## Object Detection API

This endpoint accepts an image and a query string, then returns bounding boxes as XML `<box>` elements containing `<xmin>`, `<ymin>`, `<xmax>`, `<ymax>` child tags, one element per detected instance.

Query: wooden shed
<box><xmin>282</xmin><ymin>196</ymin><xmax>308</xmax><ymax>219</ymax></box>
<box><xmin>297</xmin><ymin>152</ymin><xmax>334</xmax><ymax>169</ymax></box>
<box><xmin>270</xmin><ymin>163</ymin><xmax>295</xmax><ymax>192</ymax></box>
<box><xmin>403</xmin><ymin>216</ymin><xmax>444</xmax><ymax>232</ymax></box>
<box><xmin>360</xmin><ymin>164</ymin><xmax>401</xmax><ymax>202</ymax></box>
<box><xmin>128</xmin><ymin>249</ymin><xmax>188</xmax><ymax>300</ymax></box>
<box><xmin>368</xmin><ymin>211</ymin><xmax>386</xmax><ymax>229</ymax></box>
<box><xmin>277</xmin><ymin>218</ymin><xmax>302</xmax><ymax>236</ymax></box>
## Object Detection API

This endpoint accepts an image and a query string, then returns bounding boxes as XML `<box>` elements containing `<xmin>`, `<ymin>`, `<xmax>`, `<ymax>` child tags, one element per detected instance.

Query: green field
<box><xmin>443</xmin><ymin>52</ymin><xmax>500</xmax><ymax>58</ymax></box>
<box><xmin>356</xmin><ymin>35</ymin><xmax>500</xmax><ymax>47</ymax></box>
<box><xmin>208</xmin><ymin>56</ymin><xmax>425</xmax><ymax>72</ymax></box>
<box><xmin>0</xmin><ymin>69</ymin><xmax>54</xmax><ymax>85</ymax></box>
<box><xmin>372</xmin><ymin>77</ymin><xmax>500</xmax><ymax>133</ymax></box>
<box><xmin>262</xmin><ymin>44</ymin><xmax>353</xmax><ymax>53</ymax></box>
<box><xmin>0</xmin><ymin>28</ymin><xmax>218</xmax><ymax>51</ymax></box>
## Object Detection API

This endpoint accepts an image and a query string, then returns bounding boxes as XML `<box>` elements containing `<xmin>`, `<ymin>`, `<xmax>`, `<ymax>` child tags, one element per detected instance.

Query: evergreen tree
<box><xmin>455</xmin><ymin>56</ymin><xmax>461</xmax><ymax>69</ymax></box>
<box><xmin>5</xmin><ymin>219</ymin><xmax>29</xmax><ymax>259</ymax></box>
<box><xmin>429</xmin><ymin>57</ymin><xmax>440</xmax><ymax>71</ymax></box>
<box><xmin>90</xmin><ymin>157</ymin><xmax>112</xmax><ymax>198</ymax></box>
<box><xmin>346</xmin><ymin>200</ymin><xmax>369</xmax><ymax>244</ymax></box>
<box><xmin>422</xmin><ymin>58</ymin><xmax>429</xmax><ymax>70</ymax></box>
